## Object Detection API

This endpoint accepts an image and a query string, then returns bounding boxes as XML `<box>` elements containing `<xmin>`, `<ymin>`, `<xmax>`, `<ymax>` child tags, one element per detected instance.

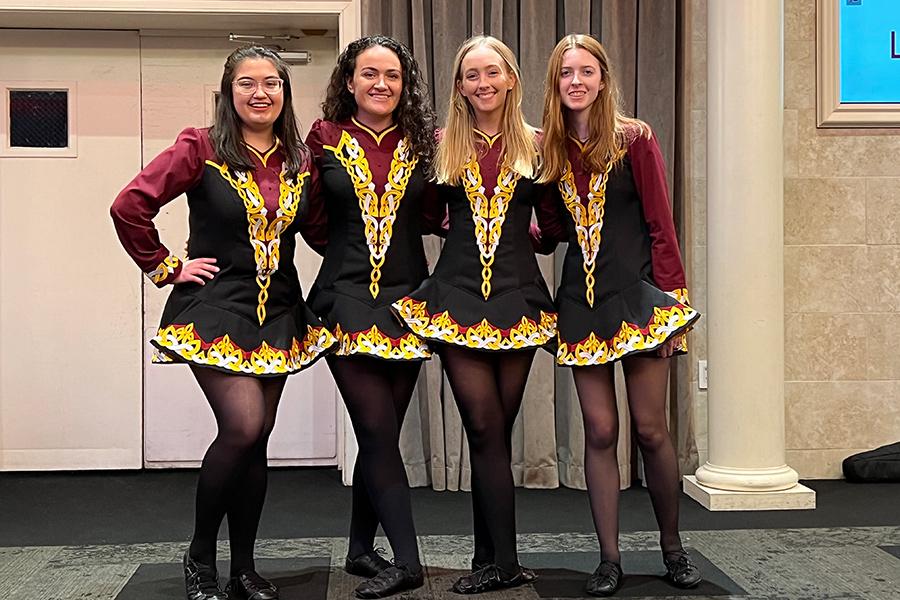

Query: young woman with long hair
<box><xmin>393</xmin><ymin>35</ymin><xmax>557</xmax><ymax>595</ymax></box>
<box><xmin>300</xmin><ymin>35</ymin><xmax>438</xmax><ymax>598</ymax></box>
<box><xmin>535</xmin><ymin>34</ymin><xmax>702</xmax><ymax>596</ymax></box>
<box><xmin>111</xmin><ymin>46</ymin><xmax>336</xmax><ymax>600</ymax></box>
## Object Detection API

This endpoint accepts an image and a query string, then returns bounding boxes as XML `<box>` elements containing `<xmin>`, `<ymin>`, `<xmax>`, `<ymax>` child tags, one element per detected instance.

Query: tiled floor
<box><xmin>3</xmin><ymin>526</ymin><xmax>898</xmax><ymax>599</ymax></box>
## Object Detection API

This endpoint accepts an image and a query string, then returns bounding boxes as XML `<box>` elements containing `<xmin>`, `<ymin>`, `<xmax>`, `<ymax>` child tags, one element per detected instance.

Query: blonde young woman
<box><xmin>393</xmin><ymin>35</ymin><xmax>556</xmax><ymax>595</ymax></box>
<box><xmin>534</xmin><ymin>34</ymin><xmax>702</xmax><ymax>596</ymax></box>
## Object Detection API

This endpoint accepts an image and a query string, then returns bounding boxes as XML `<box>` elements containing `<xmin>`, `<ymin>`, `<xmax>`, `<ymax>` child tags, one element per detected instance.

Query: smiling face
<box><xmin>231</xmin><ymin>57</ymin><xmax>284</xmax><ymax>132</ymax></box>
<box><xmin>558</xmin><ymin>47</ymin><xmax>604</xmax><ymax>116</ymax></box>
<box><xmin>348</xmin><ymin>45</ymin><xmax>402</xmax><ymax>125</ymax></box>
<box><xmin>457</xmin><ymin>45</ymin><xmax>514</xmax><ymax>123</ymax></box>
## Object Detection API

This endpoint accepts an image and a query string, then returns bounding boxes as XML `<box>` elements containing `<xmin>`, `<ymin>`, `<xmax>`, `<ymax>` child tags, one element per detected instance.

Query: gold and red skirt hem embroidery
<box><xmin>556</xmin><ymin>303</ymin><xmax>698</xmax><ymax>366</ymax></box>
<box><xmin>392</xmin><ymin>297</ymin><xmax>557</xmax><ymax>351</ymax></box>
<box><xmin>332</xmin><ymin>324</ymin><xmax>432</xmax><ymax>360</ymax></box>
<box><xmin>150</xmin><ymin>322</ymin><xmax>336</xmax><ymax>376</ymax></box>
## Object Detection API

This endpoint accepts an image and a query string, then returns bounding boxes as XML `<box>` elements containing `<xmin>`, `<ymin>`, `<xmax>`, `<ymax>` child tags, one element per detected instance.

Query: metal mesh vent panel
<box><xmin>10</xmin><ymin>90</ymin><xmax>68</xmax><ymax>148</ymax></box>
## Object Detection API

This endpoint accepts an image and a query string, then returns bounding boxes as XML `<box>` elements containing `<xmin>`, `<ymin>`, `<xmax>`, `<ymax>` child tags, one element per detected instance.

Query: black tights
<box><xmin>188</xmin><ymin>366</ymin><xmax>286</xmax><ymax>577</ymax></box>
<box><xmin>573</xmin><ymin>355</ymin><xmax>683</xmax><ymax>564</ymax></box>
<box><xmin>328</xmin><ymin>355</ymin><xmax>422</xmax><ymax>570</ymax></box>
<box><xmin>439</xmin><ymin>346</ymin><xmax>536</xmax><ymax>574</ymax></box>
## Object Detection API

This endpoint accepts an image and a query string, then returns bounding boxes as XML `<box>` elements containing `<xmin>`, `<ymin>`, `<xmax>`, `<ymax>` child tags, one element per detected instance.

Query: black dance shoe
<box><xmin>663</xmin><ymin>549</ymin><xmax>702</xmax><ymax>588</ymax></box>
<box><xmin>470</xmin><ymin>558</ymin><xmax>537</xmax><ymax>583</ymax></box>
<box><xmin>345</xmin><ymin>548</ymin><xmax>392</xmax><ymax>578</ymax></box>
<box><xmin>470</xmin><ymin>559</ymin><xmax>489</xmax><ymax>571</ymax></box>
<box><xmin>450</xmin><ymin>564</ymin><xmax>537</xmax><ymax>594</ymax></box>
<box><xmin>224</xmin><ymin>570</ymin><xmax>279</xmax><ymax>600</ymax></box>
<box><xmin>183</xmin><ymin>552</ymin><xmax>227</xmax><ymax>600</ymax></box>
<box><xmin>354</xmin><ymin>564</ymin><xmax>425</xmax><ymax>598</ymax></box>
<box><xmin>585</xmin><ymin>560</ymin><xmax>622</xmax><ymax>597</ymax></box>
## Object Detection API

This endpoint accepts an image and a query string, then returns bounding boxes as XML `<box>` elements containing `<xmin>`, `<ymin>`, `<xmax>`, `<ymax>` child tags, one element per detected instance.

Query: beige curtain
<box><xmin>361</xmin><ymin>0</ymin><xmax>696</xmax><ymax>490</ymax></box>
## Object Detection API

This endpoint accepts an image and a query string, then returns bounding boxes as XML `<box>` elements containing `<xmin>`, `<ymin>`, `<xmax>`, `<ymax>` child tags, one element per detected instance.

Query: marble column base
<box><xmin>683</xmin><ymin>475</ymin><xmax>817</xmax><ymax>511</ymax></box>
<box><xmin>696</xmin><ymin>461</ymin><xmax>800</xmax><ymax>491</ymax></box>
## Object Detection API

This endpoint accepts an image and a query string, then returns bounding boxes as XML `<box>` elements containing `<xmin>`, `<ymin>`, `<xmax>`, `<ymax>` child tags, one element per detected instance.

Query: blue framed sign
<box><xmin>818</xmin><ymin>0</ymin><xmax>900</xmax><ymax>126</ymax></box>
<box><xmin>839</xmin><ymin>0</ymin><xmax>900</xmax><ymax>103</ymax></box>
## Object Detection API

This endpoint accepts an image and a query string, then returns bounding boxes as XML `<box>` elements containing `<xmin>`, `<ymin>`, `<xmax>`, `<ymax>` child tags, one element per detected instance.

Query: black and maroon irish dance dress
<box><xmin>303</xmin><ymin>118</ymin><xmax>440</xmax><ymax>360</ymax></box>
<box><xmin>537</xmin><ymin>127</ymin><xmax>700</xmax><ymax>366</ymax></box>
<box><xmin>110</xmin><ymin>127</ymin><xmax>336</xmax><ymax>376</ymax></box>
<box><xmin>393</xmin><ymin>130</ymin><xmax>557</xmax><ymax>352</ymax></box>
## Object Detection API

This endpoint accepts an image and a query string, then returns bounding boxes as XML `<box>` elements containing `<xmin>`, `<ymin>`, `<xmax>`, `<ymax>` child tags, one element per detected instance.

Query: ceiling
<box><xmin>0</xmin><ymin>10</ymin><xmax>338</xmax><ymax>35</ymax></box>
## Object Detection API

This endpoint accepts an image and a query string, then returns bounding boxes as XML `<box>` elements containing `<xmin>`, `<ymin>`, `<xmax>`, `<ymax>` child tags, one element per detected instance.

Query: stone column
<box><xmin>683</xmin><ymin>0</ymin><xmax>815</xmax><ymax>510</ymax></box>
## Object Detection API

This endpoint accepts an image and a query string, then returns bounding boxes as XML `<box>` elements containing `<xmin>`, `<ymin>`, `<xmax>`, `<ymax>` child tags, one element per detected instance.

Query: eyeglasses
<box><xmin>233</xmin><ymin>78</ymin><xmax>284</xmax><ymax>95</ymax></box>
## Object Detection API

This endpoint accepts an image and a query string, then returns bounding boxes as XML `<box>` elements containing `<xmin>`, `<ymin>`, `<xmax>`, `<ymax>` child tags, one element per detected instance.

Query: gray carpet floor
<box><xmin>2</xmin><ymin>472</ymin><xmax>898</xmax><ymax>599</ymax></box>
<box><xmin>3</xmin><ymin>526</ymin><xmax>899</xmax><ymax>599</ymax></box>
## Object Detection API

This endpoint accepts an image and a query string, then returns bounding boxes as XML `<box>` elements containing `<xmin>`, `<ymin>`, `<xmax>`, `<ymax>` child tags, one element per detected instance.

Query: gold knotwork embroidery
<box><xmin>152</xmin><ymin>322</ymin><xmax>336</xmax><ymax>374</ymax></box>
<box><xmin>666</xmin><ymin>288</ymin><xmax>691</xmax><ymax>305</ymax></box>
<box><xmin>206</xmin><ymin>160</ymin><xmax>309</xmax><ymax>325</ymax></box>
<box><xmin>333</xmin><ymin>324</ymin><xmax>431</xmax><ymax>360</ymax></box>
<box><xmin>148</xmin><ymin>255</ymin><xmax>182</xmax><ymax>284</ymax></box>
<box><xmin>461</xmin><ymin>157</ymin><xmax>521</xmax><ymax>300</ymax></box>
<box><xmin>392</xmin><ymin>297</ymin><xmax>557</xmax><ymax>351</ymax></box>
<box><xmin>663</xmin><ymin>288</ymin><xmax>692</xmax><ymax>352</ymax></box>
<box><xmin>555</xmin><ymin>302</ymin><xmax>698</xmax><ymax>366</ymax></box>
<box><xmin>557</xmin><ymin>153</ymin><xmax>623</xmax><ymax>307</ymax></box>
<box><xmin>324</xmin><ymin>131</ymin><xmax>418</xmax><ymax>299</ymax></box>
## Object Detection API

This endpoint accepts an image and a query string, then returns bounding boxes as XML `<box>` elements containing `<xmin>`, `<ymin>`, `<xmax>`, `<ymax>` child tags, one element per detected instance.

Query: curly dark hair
<box><xmin>323</xmin><ymin>36</ymin><xmax>436</xmax><ymax>165</ymax></box>
<box><xmin>210</xmin><ymin>45</ymin><xmax>308</xmax><ymax>179</ymax></box>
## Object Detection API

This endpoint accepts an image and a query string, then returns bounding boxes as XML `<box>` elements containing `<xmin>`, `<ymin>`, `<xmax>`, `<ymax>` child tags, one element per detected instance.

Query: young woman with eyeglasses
<box><xmin>111</xmin><ymin>45</ymin><xmax>335</xmax><ymax>600</ymax></box>
<box><xmin>534</xmin><ymin>34</ymin><xmax>701</xmax><ymax>596</ymax></box>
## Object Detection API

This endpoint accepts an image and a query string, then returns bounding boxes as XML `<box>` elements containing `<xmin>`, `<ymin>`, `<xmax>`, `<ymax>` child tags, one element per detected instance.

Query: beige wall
<box><xmin>687</xmin><ymin>0</ymin><xmax>900</xmax><ymax>478</ymax></box>
<box><xmin>684</xmin><ymin>0</ymin><xmax>709</xmax><ymax>469</ymax></box>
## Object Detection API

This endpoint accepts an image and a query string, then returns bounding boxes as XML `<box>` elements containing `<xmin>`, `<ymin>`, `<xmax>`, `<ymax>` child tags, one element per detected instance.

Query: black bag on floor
<box><xmin>842</xmin><ymin>442</ymin><xmax>900</xmax><ymax>482</ymax></box>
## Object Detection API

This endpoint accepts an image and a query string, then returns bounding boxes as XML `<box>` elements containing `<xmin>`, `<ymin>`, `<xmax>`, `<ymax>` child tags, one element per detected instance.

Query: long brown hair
<box><xmin>209</xmin><ymin>45</ymin><xmax>307</xmax><ymax>179</ymax></box>
<box><xmin>434</xmin><ymin>35</ymin><xmax>539</xmax><ymax>185</ymax></box>
<box><xmin>538</xmin><ymin>34</ymin><xmax>647</xmax><ymax>184</ymax></box>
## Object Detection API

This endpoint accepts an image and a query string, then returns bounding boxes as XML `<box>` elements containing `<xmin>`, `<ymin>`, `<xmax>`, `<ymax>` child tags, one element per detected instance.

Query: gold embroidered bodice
<box><xmin>324</xmin><ymin>130</ymin><xmax>418</xmax><ymax>299</ymax></box>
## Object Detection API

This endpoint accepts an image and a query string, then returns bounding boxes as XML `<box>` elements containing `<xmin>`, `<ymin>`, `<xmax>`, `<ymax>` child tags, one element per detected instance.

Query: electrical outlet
<box><xmin>698</xmin><ymin>360</ymin><xmax>708</xmax><ymax>389</ymax></box>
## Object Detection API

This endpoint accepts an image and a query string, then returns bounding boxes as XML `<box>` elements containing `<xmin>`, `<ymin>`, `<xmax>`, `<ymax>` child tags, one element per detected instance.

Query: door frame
<box><xmin>0</xmin><ymin>1</ymin><xmax>359</xmax><ymax>42</ymax></box>
<box><xmin>1</xmin><ymin>0</ymin><xmax>361</xmax><ymax>478</ymax></box>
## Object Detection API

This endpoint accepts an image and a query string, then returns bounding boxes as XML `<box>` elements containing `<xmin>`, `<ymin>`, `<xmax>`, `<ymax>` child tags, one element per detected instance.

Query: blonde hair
<box><xmin>434</xmin><ymin>35</ymin><xmax>540</xmax><ymax>185</ymax></box>
<box><xmin>538</xmin><ymin>34</ymin><xmax>648</xmax><ymax>184</ymax></box>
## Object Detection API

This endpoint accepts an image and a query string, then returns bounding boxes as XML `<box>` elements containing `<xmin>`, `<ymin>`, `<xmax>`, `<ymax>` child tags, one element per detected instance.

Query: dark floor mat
<box><xmin>878</xmin><ymin>545</ymin><xmax>900</xmax><ymax>560</ymax></box>
<box><xmin>525</xmin><ymin>549</ymin><xmax>745</xmax><ymax>598</ymax></box>
<box><xmin>3</xmin><ymin>471</ymin><xmax>900</xmax><ymax>547</ymax></box>
<box><xmin>115</xmin><ymin>557</ymin><xmax>330</xmax><ymax>600</ymax></box>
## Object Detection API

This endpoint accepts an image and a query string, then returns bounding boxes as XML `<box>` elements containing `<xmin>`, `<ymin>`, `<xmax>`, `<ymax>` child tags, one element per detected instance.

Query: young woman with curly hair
<box><xmin>301</xmin><ymin>35</ymin><xmax>439</xmax><ymax>599</ymax></box>
<box><xmin>393</xmin><ymin>35</ymin><xmax>557</xmax><ymax>595</ymax></box>
<box><xmin>111</xmin><ymin>45</ymin><xmax>336</xmax><ymax>600</ymax></box>
<box><xmin>535</xmin><ymin>34</ymin><xmax>702</xmax><ymax>596</ymax></box>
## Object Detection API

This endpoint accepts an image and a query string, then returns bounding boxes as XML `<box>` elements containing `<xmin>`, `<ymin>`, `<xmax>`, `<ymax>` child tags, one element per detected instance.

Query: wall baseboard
<box><xmin>0</xmin><ymin>448</ymin><xmax>141</xmax><ymax>471</ymax></box>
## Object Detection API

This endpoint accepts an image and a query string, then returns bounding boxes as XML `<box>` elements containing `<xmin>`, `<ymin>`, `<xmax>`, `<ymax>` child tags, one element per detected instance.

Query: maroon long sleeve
<box><xmin>300</xmin><ymin>120</ymin><xmax>330</xmax><ymax>255</ymax></box>
<box><xmin>109</xmin><ymin>127</ymin><xmax>209</xmax><ymax>286</ymax></box>
<box><xmin>532</xmin><ymin>183</ymin><xmax>566</xmax><ymax>254</ymax></box>
<box><xmin>629</xmin><ymin>132</ymin><xmax>687</xmax><ymax>293</ymax></box>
